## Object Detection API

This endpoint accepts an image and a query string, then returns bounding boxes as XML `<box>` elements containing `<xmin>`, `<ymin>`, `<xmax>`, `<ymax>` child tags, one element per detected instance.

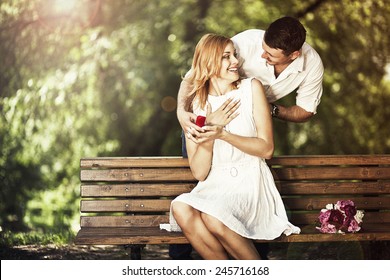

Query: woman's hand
<box><xmin>206</xmin><ymin>97</ymin><xmax>240</xmax><ymax>126</ymax></box>
<box><xmin>186</xmin><ymin>98</ymin><xmax>240</xmax><ymax>144</ymax></box>
<box><xmin>181</xmin><ymin>97</ymin><xmax>240</xmax><ymax>143</ymax></box>
<box><xmin>199</xmin><ymin>124</ymin><xmax>226</xmax><ymax>142</ymax></box>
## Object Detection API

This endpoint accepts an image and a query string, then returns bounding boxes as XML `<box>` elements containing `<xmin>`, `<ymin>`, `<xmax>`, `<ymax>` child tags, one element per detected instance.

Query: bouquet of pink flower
<box><xmin>316</xmin><ymin>200</ymin><xmax>364</xmax><ymax>234</ymax></box>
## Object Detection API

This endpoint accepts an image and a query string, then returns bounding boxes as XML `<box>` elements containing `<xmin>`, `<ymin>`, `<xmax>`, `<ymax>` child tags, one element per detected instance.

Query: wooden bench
<box><xmin>75</xmin><ymin>155</ymin><xmax>390</xmax><ymax>259</ymax></box>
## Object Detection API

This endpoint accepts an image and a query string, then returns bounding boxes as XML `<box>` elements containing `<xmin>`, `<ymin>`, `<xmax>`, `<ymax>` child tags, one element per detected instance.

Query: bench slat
<box><xmin>272</xmin><ymin>167</ymin><xmax>390</xmax><ymax>180</ymax></box>
<box><xmin>79</xmin><ymin>212</ymin><xmax>390</xmax><ymax>228</ymax></box>
<box><xmin>80</xmin><ymin>182</ymin><xmax>390</xmax><ymax>197</ymax></box>
<box><xmin>81</xmin><ymin>199</ymin><xmax>171</xmax><ymax>212</ymax></box>
<box><xmin>81</xmin><ymin>215</ymin><xmax>168</xmax><ymax>227</ymax></box>
<box><xmin>283</xmin><ymin>197</ymin><xmax>390</xmax><ymax>211</ymax></box>
<box><xmin>76</xmin><ymin>227</ymin><xmax>188</xmax><ymax>245</ymax></box>
<box><xmin>81</xmin><ymin>183</ymin><xmax>195</xmax><ymax>197</ymax></box>
<box><xmin>267</xmin><ymin>155</ymin><xmax>390</xmax><ymax>166</ymax></box>
<box><xmin>75</xmin><ymin>225</ymin><xmax>390</xmax><ymax>245</ymax></box>
<box><xmin>278</xmin><ymin>182</ymin><xmax>390</xmax><ymax>195</ymax></box>
<box><xmin>81</xmin><ymin>157</ymin><xmax>189</xmax><ymax>168</ymax></box>
<box><xmin>80</xmin><ymin>155</ymin><xmax>390</xmax><ymax>168</ymax></box>
<box><xmin>81</xmin><ymin>196</ymin><xmax>390</xmax><ymax>212</ymax></box>
<box><xmin>289</xmin><ymin>212</ymin><xmax>390</xmax><ymax>225</ymax></box>
<box><xmin>80</xmin><ymin>168</ymin><xmax>194</xmax><ymax>182</ymax></box>
<box><xmin>80</xmin><ymin>166</ymin><xmax>390</xmax><ymax>182</ymax></box>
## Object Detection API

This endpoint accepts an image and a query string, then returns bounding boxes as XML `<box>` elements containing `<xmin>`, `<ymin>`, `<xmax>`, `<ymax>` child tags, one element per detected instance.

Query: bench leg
<box><xmin>124</xmin><ymin>245</ymin><xmax>144</xmax><ymax>260</ymax></box>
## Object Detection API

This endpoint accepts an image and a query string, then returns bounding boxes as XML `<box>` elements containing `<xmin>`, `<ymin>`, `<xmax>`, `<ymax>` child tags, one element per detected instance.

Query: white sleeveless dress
<box><xmin>161</xmin><ymin>78</ymin><xmax>300</xmax><ymax>240</ymax></box>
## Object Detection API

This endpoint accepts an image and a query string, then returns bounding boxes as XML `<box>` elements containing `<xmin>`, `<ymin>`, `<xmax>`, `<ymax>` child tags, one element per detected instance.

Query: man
<box><xmin>172</xmin><ymin>16</ymin><xmax>324</xmax><ymax>259</ymax></box>
<box><xmin>178</xmin><ymin>16</ymin><xmax>323</xmax><ymax>131</ymax></box>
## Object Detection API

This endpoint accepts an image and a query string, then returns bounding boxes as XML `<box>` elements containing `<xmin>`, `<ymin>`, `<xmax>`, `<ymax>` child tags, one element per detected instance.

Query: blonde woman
<box><xmin>163</xmin><ymin>34</ymin><xmax>300</xmax><ymax>260</ymax></box>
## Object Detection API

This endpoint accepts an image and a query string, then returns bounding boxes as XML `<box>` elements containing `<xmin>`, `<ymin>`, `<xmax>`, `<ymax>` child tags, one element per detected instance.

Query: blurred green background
<box><xmin>0</xmin><ymin>0</ymin><xmax>389</xmax><ymax>238</ymax></box>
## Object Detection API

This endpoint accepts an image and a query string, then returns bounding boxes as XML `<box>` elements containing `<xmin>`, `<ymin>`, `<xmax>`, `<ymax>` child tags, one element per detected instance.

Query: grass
<box><xmin>0</xmin><ymin>230</ymin><xmax>75</xmax><ymax>247</ymax></box>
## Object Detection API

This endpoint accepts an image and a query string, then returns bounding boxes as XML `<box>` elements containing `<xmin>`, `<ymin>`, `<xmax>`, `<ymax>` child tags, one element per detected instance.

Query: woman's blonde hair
<box><xmin>184</xmin><ymin>33</ymin><xmax>237</xmax><ymax>111</ymax></box>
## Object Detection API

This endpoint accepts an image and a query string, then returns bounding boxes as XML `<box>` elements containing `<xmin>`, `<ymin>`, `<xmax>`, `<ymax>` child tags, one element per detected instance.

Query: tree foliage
<box><xmin>0</xmin><ymin>0</ymin><xmax>389</xmax><ymax>232</ymax></box>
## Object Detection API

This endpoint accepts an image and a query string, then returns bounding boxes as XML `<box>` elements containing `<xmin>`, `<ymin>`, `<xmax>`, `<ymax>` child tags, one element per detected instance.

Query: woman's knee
<box><xmin>201</xmin><ymin>213</ymin><xmax>227</xmax><ymax>237</ymax></box>
<box><xmin>172</xmin><ymin>202</ymin><xmax>196</xmax><ymax>227</ymax></box>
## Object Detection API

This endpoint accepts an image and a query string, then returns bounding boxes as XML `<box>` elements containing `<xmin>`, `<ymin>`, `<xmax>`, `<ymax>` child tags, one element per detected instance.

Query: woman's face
<box><xmin>218</xmin><ymin>42</ymin><xmax>239</xmax><ymax>82</ymax></box>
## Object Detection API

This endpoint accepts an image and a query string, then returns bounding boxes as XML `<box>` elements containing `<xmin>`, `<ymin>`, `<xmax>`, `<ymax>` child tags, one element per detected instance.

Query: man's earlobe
<box><xmin>290</xmin><ymin>50</ymin><xmax>301</xmax><ymax>60</ymax></box>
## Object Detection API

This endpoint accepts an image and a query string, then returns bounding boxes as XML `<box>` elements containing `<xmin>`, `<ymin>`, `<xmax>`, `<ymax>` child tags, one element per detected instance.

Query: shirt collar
<box><xmin>289</xmin><ymin>53</ymin><xmax>304</xmax><ymax>73</ymax></box>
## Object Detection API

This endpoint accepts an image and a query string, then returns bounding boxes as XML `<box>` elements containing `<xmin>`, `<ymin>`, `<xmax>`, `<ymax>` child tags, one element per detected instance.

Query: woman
<box><xmin>163</xmin><ymin>34</ymin><xmax>300</xmax><ymax>260</ymax></box>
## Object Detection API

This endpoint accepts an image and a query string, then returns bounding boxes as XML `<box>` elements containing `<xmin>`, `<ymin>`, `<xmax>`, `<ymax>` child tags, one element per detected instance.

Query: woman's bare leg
<box><xmin>201</xmin><ymin>213</ymin><xmax>260</xmax><ymax>260</ymax></box>
<box><xmin>172</xmin><ymin>202</ymin><xmax>229</xmax><ymax>260</ymax></box>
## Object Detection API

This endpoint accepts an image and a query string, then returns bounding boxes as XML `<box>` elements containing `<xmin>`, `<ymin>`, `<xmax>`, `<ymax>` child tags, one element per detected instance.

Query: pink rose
<box><xmin>343</xmin><ymin>204</ymin><xmax>357</xmax><ymax>218</ymax></box>
<box><xmin>328</xmin><ymin>209</ymin><xmax>345</xmax><ymax>227</ymax></box>
<box><xmin>317</xmin><ymin>223</ymin><xmax>337</xmax><ymax>233</ymax></box>
<box><xmin>318</xmin><ymin>209</ymin><xmax>331</xmax><ymax>224</ymax></box>
<box><xmin>348</xmin><ymin>219</ymin><xmax>361</xmax><ymax>232</ymax></box>
<box><xmin>336</xmin><ymin>200</ymin><xmax>355</xmax><ymax>211</ymax></box>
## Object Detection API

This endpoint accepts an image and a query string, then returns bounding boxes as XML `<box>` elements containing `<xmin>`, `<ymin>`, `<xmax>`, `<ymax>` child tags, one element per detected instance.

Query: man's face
<box><xmin>261</xmin><ymin>41</ymin><xmax>294</xmax><ymax>66</ymax></box>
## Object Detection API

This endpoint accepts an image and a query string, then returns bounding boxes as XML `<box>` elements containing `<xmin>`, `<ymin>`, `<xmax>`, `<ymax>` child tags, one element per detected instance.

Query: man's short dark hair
<box><xmin>264</xmin><ymin>16</ymin><xmax>306</xmax><ymax>56</ymax></box>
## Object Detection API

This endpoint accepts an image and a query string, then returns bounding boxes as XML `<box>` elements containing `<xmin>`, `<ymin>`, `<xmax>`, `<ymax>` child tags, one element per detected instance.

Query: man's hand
<box><xmin>177</xmin><ymin>109</ymin><xmax>204</xmax><ymax>141</ymax></box>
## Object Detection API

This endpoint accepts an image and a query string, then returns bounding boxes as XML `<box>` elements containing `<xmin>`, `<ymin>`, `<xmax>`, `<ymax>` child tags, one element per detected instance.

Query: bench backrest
<box><xmin>79</xmin><ymin>155</ymin><xmax>390</xmax><ymax>231</ymax></box>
